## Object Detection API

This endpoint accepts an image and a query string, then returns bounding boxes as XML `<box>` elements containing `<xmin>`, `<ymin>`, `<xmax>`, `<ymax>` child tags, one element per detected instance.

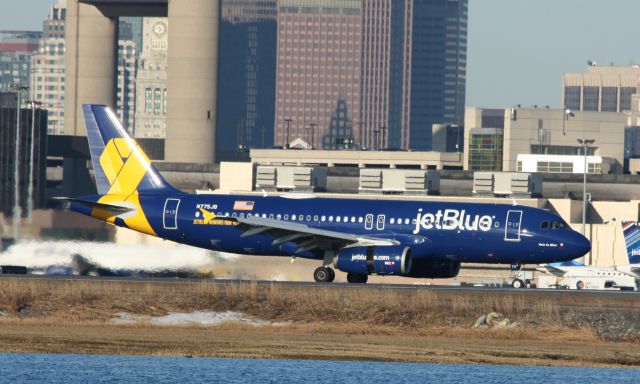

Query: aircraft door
<box><xmin>504</xmin><ymin>210</ymin><xmax>522</xmax><ymax>242</ymax></box>
<box><xmin>365</xmin><ymin>214</ymin><xmax>374</xmax><ymax>230</ymax></box>
<box><xmin>376</xmin><ymin>214</ymin><xmax>386</xmax><ymax>230</ymax></box>
<box><xmin>163</xmin><ymin>198</ymin><xmax>180</xmax><ymax>229</ymax></box>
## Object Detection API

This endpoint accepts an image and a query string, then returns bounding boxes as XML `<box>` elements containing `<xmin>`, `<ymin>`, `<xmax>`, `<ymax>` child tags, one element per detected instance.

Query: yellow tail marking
<box><xmin>93</xmin><ymin>138</ymin><xmax>157</xmax><ymax>237</ymax></box>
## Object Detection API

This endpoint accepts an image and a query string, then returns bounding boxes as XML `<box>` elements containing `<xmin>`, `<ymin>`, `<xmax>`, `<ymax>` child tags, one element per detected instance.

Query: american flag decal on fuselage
<box><xmin>233</xmin><ymin>200</ymin><xmax>255</xmax><ymax>211</ymax></box>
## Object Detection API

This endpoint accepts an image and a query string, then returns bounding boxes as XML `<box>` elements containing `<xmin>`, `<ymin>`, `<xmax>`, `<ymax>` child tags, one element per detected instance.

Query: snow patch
<box><xmin>111</xmin><ymin>311</ymin><xmax>290</xmax><ymax>327</ymax></box>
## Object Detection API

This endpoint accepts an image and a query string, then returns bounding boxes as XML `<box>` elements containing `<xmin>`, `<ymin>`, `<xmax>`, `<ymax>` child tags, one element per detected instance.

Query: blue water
<box><xmin>0</xmin><ymin>353</ymin><xmax>637</xmax><ymax>383</ymax></box>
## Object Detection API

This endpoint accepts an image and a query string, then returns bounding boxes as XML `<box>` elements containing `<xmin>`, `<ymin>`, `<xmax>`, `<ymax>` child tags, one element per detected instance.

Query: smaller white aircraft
<box><xmin>536</xmin><ymin>221</ymin><xmax>640</xmax><ymax>290</ymax></box>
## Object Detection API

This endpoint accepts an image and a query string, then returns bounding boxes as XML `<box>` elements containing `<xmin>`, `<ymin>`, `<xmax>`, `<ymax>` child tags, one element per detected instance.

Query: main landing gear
<box><xmin>313</xmin><ymin>266</ymin><xmax>335</xmax><ymax>283</ymax></box>
<box><xmin>346</xmin><ymin>272</ymin><xmax>368</xmax><ymax>284</ymax></box>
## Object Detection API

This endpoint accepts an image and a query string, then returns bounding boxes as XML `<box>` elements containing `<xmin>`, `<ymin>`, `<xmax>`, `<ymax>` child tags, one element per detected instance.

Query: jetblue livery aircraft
<box><xmin>65</xmin><ymin>105</ymin><xmax>591</xmax><ymax>283</ymax></box>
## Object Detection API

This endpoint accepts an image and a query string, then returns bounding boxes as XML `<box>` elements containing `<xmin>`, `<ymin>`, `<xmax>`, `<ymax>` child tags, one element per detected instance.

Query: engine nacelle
<box><xmin>406</xmin><ymin>259</ymin><xmax>460</xmax><ymax>278</ymax></box>
<box><xmin>335</xmin><ymin>246</ymin><xmax>412</xmax><ymax>276</ymax></box>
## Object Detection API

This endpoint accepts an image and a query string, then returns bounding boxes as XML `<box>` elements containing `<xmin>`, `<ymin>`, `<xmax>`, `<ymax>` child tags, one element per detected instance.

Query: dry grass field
<box><xmin>0</xmin><ymin>279</ymin><xmax>639</xmax><ymax>367</ymax></box>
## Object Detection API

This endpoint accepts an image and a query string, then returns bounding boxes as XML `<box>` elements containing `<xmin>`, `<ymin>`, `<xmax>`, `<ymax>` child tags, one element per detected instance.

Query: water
<box><xmin>0</xmin><ymin>354</ymin><xmax>638</xmax><ymax>384</ymax></box>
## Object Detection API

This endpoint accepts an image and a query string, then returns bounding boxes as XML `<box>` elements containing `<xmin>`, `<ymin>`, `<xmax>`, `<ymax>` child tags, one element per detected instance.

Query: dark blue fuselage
<box><xmin>118</xmin><ymin>193</ymin><xmax>590</xmax><ymax>265</ymax></box>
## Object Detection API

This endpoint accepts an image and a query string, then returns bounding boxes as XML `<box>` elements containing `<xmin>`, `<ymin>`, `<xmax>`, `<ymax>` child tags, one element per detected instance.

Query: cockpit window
<box><xmin>551</xmin><ymin>221</ymin><xmax>567</xmax><ymax>230</ymax></box>
<box><xmin>540</xmin><ymin>221</ymin><xmax>549</xmax><ymax>230</ymax></box>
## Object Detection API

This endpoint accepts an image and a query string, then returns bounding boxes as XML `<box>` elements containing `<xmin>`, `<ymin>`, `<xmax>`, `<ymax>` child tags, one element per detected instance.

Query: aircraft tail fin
<box><xmin>82</xmin><ymin>104</ymin><xmax>178</xmax><ymax>196</ymax></box>
<box><xmin>622</xmin><ymin>221</ymin><xmax>640</xmax><ymax>264</ymax></box>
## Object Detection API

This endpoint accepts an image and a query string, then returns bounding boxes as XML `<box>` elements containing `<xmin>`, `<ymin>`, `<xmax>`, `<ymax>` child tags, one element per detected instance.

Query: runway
<box><xmin>1</xmin><ymin>273</ymin><xmax>638</xmax><ymax>303</ymax></box>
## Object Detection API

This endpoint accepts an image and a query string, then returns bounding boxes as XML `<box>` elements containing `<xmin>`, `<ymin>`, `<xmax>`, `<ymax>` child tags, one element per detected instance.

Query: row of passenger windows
<box><xmin>540</xmin><ymin>221</ymin><xmax>567</xmax><ymax>230</ymax></box>
<box><xmin>214</xmin><ymin>212</ymin><xmax>416</xmax><ymax>225</ymax></box>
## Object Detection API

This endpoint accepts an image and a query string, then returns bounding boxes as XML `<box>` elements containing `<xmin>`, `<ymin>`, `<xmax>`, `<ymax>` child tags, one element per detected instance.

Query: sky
<box><xmin>3</xmin><ymin>0</ymin><xmax>640</xmax><ymax>110</ymax></box>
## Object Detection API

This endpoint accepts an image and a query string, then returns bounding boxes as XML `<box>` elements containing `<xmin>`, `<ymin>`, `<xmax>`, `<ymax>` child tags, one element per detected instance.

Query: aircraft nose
<box><xmin>572</xmin><ymin>231</ymin><xmax>591</xmax><ymax>257</ymax></box>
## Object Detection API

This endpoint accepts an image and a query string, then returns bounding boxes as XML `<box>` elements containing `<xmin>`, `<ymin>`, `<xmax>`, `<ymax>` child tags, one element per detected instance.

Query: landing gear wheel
<box><xmin>511</xmin><ymin>279</ymin><xmax>524</xmax><ymax>289</ymax></box>
<box><xmin>314</xmin><ymin>267</ymin><xmax>332</xmax><ymax>283</ymax></box>
<box><xmin>346</xmin><ymin>272</ymin><xmax>368</xmax><ymax>284</ymax></box>
<box><xmin>327</xmin><ymin>268</ymin><xmax>335</xmax><ymax>282</ymax></box>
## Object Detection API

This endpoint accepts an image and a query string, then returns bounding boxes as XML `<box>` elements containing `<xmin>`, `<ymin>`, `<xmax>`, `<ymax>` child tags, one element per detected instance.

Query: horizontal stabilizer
<box><xmin>52</xmin><ymin>197</ymin><xmax>133</xmax><ymax>215</ymax></box>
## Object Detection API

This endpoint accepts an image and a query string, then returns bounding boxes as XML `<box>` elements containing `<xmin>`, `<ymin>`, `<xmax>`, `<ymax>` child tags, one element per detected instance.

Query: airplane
<box><xmin>62</xmin><ymin>104</ymin><xmax>591</xmax><ymax>284</ymax></box>
<box><xmin>535</xmin><ymin>220</ymin><xmax>640</xmax><ymax>290</ymax></box>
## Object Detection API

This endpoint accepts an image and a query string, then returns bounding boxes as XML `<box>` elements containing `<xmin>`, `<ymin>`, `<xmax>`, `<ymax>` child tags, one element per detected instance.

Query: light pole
<box><xmin>26</xmin><ymin>100</ymin><xmax>42</xmax><ymax>223</ymax></box>
<box><xmin>10</xmin><ymin>84</ymin><xmax>28</xmax><ymax>240</ymax></box>
<box><xmin>380</xmin><ymin>126</ymin><xmax>387</xmax><ymax>150</ymax></box>
<box><xmin>373</xmin><ymin>129</ymin><xmax>380</xmax><ymax>150</ymax></box>
<box><xmin>562</xmin><ymin>108</ymin><xmax>574</xmax><ymax>136</ymax></box>
<box><xmin>577</xmin><ymin>138</ymin><xmax>595</xmax><ymax>236</ymax></box>
<box><xmin>284</xmin><ymin>118</ymin><xmax>292</xmax><ymax>148</ymax></box>
<box><xmin>308</xmin><ymin>122</ymin><xmax>317</xmax><ymax>149</ymax></box>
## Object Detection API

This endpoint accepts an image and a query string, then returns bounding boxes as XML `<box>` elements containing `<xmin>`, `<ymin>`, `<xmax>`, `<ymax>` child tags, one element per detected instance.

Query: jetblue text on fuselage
<box><xmin>413</xmin><ymin>208</ymin><xmax>494</xmax><ymax>234</ymax></box>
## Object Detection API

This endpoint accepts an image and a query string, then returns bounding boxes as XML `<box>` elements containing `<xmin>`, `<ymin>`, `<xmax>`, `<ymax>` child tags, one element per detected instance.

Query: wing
<box><xmin>236</xmin><ymin>215</ymin><xmax>398</xmax><ymax>254</ymax></box>
<box><xmin>536</xmin><ymin>264</ymin><xmax>566</xmax><ymax>277</ymax></box>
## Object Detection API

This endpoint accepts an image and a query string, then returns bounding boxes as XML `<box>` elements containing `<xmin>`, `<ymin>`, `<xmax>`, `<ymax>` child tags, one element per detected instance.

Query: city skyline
<box><xmin>4</xmin><ymin>0</ymin><xmax>640</xmax><ymax>111</ymax></box>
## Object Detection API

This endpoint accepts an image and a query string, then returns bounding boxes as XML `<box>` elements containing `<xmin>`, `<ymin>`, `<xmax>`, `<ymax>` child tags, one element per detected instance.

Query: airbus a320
<box><xmin>64</xmin><ymin>105</ymin><xmax>591</xmax><ymax>283</ymax></box>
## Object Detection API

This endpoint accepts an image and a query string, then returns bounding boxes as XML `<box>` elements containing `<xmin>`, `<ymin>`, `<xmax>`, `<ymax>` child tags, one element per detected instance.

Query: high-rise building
<box><xmin>31</xmin><ymin>0</ymin><xmax>66</xmax><ymax>134</ymax></box>
<box><xmin>274</xmin><ymin>0</ymin><xmax>468</xmax><ymax>151</ymax></box>
<box><xmin>0</xmin><ymin>32</ymin><xmax>41</xmax><ymax>93</ymax></box>
<box><xmin>563</xmin><ymin>66</ymin><xmax>640</xmax><ymax>113</ymax></box>
<box><xmin>217</xmin><ymin>0</ymin><xmax>277</xmax><ymax>161</ymax></box>
<box><xmin>116</xmin><ymin>39</ymin><xmax>137</xmax><ymax>133</ymax></box>
<box><xmin>134</xmin><ymin>17</ymin><xmax>168</xmax><ymax>138</ymax></box>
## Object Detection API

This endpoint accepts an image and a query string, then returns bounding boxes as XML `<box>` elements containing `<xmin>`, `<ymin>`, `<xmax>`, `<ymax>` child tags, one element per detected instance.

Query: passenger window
<box><xmin>404</xmin><ymin>218</ymin><xmax>410</xmax><ymax>225</ymax></box>
<box><xmin>336</xmin><ymin>216</ymin><xmax>342</xmax><ymax>222</ymax></box>
<box><xmin>540</xmin><ymin>221</ymin><xmax>549</xmax><ymax>230</ymax></box>
<box><xmin>329</xmin><ymin>216</ymin><xmax>334</xmax><ymax>222</ymax></box>
<box><xmin>313</xmin><ymin>215</ymin><xmax>319</xmax><ymax>222</ymax></box>
<box><xmin>390</xmin><ymin>218</ymin><xmax>395</xmax><ymax>224</ymax></box>
<box><xmin>291</xmin><ymin>214</ymin><xmax>296</xmax><ymax>220</ymax></box>
<box><xmin>321</xmin><ymin>215</ymin><xmax>326</xmax><ymax>222</ymax></box>
<box><xmin>306</xmin><ymin>215</ymin><xmax>311</xmax><ymax>221</ymax></box>
<box><xmin>284</xmin><ymin>214</ymin><xmax>289</xmax><ymax>220</ymax></box>
<box><xmin>358</xmin><ymin>217</ymin><xmax>363</xmax><ymax>223</ymax></box>
<box><xmin>351</xmin><ymin>217</ymin><xmax>355</xmax><ymax>223</ymax></box>
<box><xmin>276</xmin><ymin>214</ymin><xmax>281</xmax><ymax>220</ymax></box>
<box><xmin>269</xmin><ymin>214</ymin><xmax>274</xmax><ymax>219</ymax></box>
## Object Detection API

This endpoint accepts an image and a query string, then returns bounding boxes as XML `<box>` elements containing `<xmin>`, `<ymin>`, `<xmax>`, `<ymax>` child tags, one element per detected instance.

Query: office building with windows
<box><xmin>0</xmin><ymin>103</ymin><xmax>47</xmax><ymax>218</ymax></box>
<box><xmin>274</xmin><ymin>0</ymin><xmax>467</xmax><ymax>151</ymax></box>
<box><xmin>563</xmin><ymin>66</ymin><xmax>640</xmax><ymax>113</ymax></box>
<box><xmin>0</xmin><ymin>32</ymin><xmax>41</xmax><ymax>93</ymax></box>
<box><xmin>217</xmin><ymin>0</ymin><xmax>277</xmax><ymax>161</ymax></box>
<box><xmin>134</xmin><ymin>17</ymin><xmax>168</xmax><ymax>138</ymax></box>
<box><xmin>31</xmin><ymin>1</ymin><xmax>66</xmax><ymax>134</ymax></box>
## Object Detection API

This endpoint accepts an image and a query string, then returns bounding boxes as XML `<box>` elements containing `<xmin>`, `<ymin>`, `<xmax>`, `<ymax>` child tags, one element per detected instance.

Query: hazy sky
<box><xmin>3</xmin><ymin>0</ymin><xmax>640</xmax><ymax>110</ymax></box>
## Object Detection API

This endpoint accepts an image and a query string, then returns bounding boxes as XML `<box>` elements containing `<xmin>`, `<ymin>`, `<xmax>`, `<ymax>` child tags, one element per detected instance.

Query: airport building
<box><xmin>464</xmin><ymin>107</ymin><xmax>626</xmax><ymax>174</ymax></box>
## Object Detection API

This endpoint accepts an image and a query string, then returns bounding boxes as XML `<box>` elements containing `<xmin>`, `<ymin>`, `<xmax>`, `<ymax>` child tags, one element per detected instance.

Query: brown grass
<box><xmin>0</xmin><ymin>278</ymin><xmax>638</xmax><ymax>367</ymax></box>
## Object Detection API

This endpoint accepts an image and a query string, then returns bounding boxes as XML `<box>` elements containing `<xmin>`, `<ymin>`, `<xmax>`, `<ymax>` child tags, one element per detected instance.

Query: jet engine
<box><xmin>405</xmin><ymin>259</ymin><xmax>460</xmax><ymax>278</ymax></box>
<box><xmin>335</xmin><ymin>246</ymin><xmax>412</xmax><ymax>276</ymax></box>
